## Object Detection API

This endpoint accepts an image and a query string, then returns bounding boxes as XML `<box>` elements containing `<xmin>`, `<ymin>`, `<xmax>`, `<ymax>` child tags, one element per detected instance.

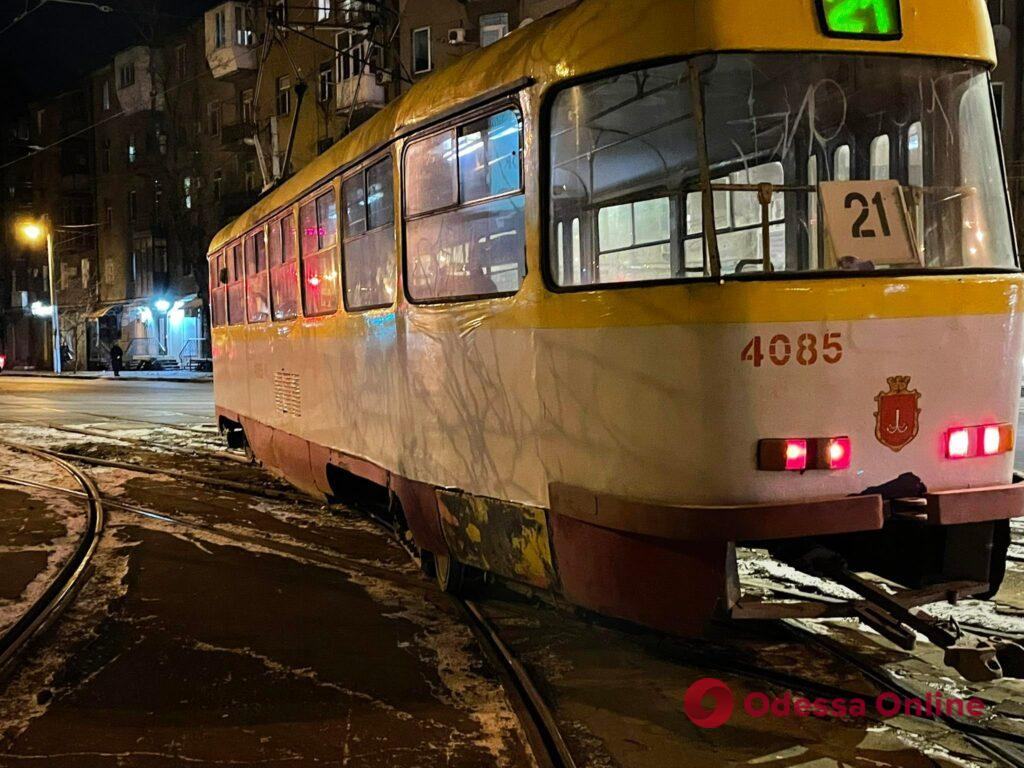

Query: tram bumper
<box><xmin>546</xmin><ymin>482</ymin><xmax>1024</xmax><ymax>636</ymax></box>
<box><xmin>549</xmin><ymin>482</ymin><xmax>1024</xmax><ymax>541</ymax></box>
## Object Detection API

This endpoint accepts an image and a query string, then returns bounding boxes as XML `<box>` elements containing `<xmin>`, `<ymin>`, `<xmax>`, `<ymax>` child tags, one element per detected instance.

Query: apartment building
<box><xmin>1</xmin><ymin>0</ymin><xmax>576</xmax><ymax>370</ymax></box>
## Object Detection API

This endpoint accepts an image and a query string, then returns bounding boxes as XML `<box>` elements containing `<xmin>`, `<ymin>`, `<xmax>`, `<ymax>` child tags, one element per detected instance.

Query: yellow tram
<box><xmin>209</xmin><ymin>0</ymin><xmax>1024</xmax><ymax>635</ymax></box>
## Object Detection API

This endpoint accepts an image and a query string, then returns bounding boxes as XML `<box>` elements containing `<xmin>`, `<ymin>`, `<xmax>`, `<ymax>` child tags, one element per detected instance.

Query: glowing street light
<box><xmin>15</xmin><ymin>215</ymin><xmax>60</xmax><ymax>374</ymax></box>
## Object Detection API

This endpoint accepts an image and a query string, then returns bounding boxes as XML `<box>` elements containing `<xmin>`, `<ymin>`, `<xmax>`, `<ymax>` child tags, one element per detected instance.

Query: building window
<box><xmin>212</xmin><ymin>169</ymin><xmax>223</xmax><ymax>201</ymax></box>
<box><xmin>207</xmin><ymin>102</ymin><xmax>221</xmax><ymax>136</ymax></box>
<box><xmin>235</xmin><ymin>4</ymin><xmax>254</xmax><ymax>46</ymax></box>
<box><xmin>989</xmin><ymin>0</ymin><xmax>1004</xmax><ymax>25</ymax></box>
<box><xmin>214</xmin><ymin>8</ymin><xmax>227</xmax><ymax>47</ymax></box>
<box><xmin>102</xmin><ymin>80</ymin><xmax>111</xmax><ymax>111</ymax></box>
<box><xmin>276</xmin><ymin>76</ymin><xmax>291</xmax><ymax>116</ymax></box>
<box><xmin>105</xmin><ymin>205</ymin><xmax>113</xmax><ymax>226</ymax></box>
<box><xmin>130</xmin><ymin>251</ymin><xmax>138</xmax><ymax>282</ymax></box>
<box><xmin>102</xmin><ymin>139</ymin><xmax>111</xmax><ymax>172</ymax></box>
<box><xmin>118</xmin><ymin>62</ymin><xmax>135</xmax><ymax>88</ymax></box>
<box><xmin>183</xmin><ymin>176</ymin><xmax>193</xmax><ymax>210</ymax></box>
<box><xmin>175</xmin><ymin>45</ymin><xmax>187</xmax><ymax>79</ymax></box>
<box><xmin>318</xmin><ymin>61</ymin><xmax>335</xmax><ymax>102</ymax></box>
<box><xmin>128</xmin><ymin>190</ymin><xmax>138</xmax><ymax>223</ymax></box>
<box><xmin>316</xmin><ymin>0</ymin><xmax>330</xmax><ymax>22</ymax></box>
<box><xmin>479</xmin><ymin>13</ymin><xmax>509</xmax><ymax>47</ymax></box>
<box><xmin>127</xmin><ymin>133</ymin><xmax>137</xmax><ymax>164</ymax></box>
<box><xmin>274</xmin><ymin>0</ymin><xmax>287</xmax><ymax>24</ymax></box>
<box><xmin>412</xmin><ymin>27</ymin><xmax>431</xmax><ymax>75</ymax></box>
<box><xmin>240</xmin><ymin>88</ymin><xmax>254</xmax><ymax>124</ymax></box>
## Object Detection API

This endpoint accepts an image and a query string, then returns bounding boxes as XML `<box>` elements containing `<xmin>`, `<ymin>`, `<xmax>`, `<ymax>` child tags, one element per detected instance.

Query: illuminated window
<box><xmin>834</xmin><ymin>144</ymin><xmax>851</xmax><ymax>181</ymax></box>
<box><xmin>102</xmin><ymin>80</ymin><xmax>110</xmax><ymax>111</ymax></box>
<box><xmin>234</xmin><ymin>4</ymin><xmax>254</xmax><ymax>46</ymax></box>
<box><xmin>227</xmin><ymin>242</ymin><xmax>245</xmax><ymax>325</ymax></box>
<box><xmin>300</xmin><ymin>188</ymin><xmax>340</xmax><ymax>316</ymax></box>
<box><xmin>343</xmin><ymin>157</ymin><xmax>396</xmax><ymax>310</ymax></box>
<box><xmin>405</xmin><ymin>109</ymin><xmax>525</xmax><ymax>302</ymax></box>
<box><xmin>127</xmin><ymin>133</ymin><xmax>137</xmax><ymax>164</ymax></box>
<box><xmin>183</xmin><ymin>177</ymin><xmax>192</xmax><ymax>210</ymax></box>
<box><xmin>316</xmin><ymin>0</ymin><xmax>330</xmax><ymax>22</ymax></box>
<box><xmin>240</xmin><ymin>89</ymin><xmax>254</xmax><ymax>124</ymax></box>
<box><xmin>870</xmin><ymin>135</ymin><xmax>890</xmax><ymax>180</ymax></box>
<box><xmin>270</xmin><ymin>214</ymin><xmax>299</xmax><ymax>320</ymax></box>
<box><xmin>245</xmin><ymin>229</ymin><xmax>270</xmax><ymax>323</ymax></box>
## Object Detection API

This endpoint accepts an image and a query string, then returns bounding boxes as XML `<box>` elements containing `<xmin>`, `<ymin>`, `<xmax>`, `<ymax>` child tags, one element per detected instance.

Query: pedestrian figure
<box><xmin>110</xmin><ymin>342</ymin><xmax>124</xmax><ymax>378</ymax></box>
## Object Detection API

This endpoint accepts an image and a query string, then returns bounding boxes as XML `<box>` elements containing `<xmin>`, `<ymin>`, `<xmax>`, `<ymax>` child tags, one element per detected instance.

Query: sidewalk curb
<box><xmin>1</xmin><ymin>371</ymin><xmax>212</xmax><ymax>384</ymax></box>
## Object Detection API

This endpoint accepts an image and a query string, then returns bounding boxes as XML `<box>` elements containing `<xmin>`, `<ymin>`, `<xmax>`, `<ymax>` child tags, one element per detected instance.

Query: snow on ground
<box><xmin>0</xmin><ymin>447</ymin><xmax>88</xmax><ymax>638</ymax></box>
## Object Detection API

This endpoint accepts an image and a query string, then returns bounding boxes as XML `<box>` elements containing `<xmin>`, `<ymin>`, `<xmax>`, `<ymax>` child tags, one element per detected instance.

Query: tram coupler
<box><xmin>793</xmin><ymin>547</ymin><xmax>1009</xmax><ymax>682</ymax></box>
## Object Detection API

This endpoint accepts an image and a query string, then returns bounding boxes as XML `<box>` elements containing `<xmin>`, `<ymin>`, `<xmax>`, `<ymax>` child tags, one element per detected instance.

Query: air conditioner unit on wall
<box><xmin>448</xmin><ymin>27</ymin><xmax>467</xmax><ymax>45</ymax></box>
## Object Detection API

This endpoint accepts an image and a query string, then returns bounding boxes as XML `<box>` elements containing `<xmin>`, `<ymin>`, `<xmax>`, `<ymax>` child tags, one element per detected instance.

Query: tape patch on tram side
<box><xmin>437</xmin><ymin>490</ymin><xmax>557</xmax><ymax>590</ymax></box>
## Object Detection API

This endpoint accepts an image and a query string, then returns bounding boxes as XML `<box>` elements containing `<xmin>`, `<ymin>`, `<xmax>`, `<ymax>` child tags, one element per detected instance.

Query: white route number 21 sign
<box><xmin>819</xmin><ymin>180</ymin><xmax>919</xmax><ymax>268</ymax></box>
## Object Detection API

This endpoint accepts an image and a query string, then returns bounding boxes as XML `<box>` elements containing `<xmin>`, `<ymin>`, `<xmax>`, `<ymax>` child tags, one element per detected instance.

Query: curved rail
<box><xmin>0</xmin><ymin>444</ymin><xmax>104</xmax><ymax>677</ymax></box>
<box><xmin>460</xmin><ymin>599</ymin><xmax>578</xmax><ymax>768</ymax></box>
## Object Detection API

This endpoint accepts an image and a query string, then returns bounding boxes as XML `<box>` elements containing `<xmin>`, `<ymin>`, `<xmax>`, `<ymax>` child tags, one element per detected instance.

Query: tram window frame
<box><xmin>210</xmin><ymin>250</ymin><xmax>228</xmax><ymax>328</ymax></box>
<box><xmin>269</xmin><ymin>212</ymin><xmax>300</xmax><ymax>321</ymax></box>
<box><xmin>245</xmin><ymin>227</ymin><xmax>271</xmax><ymax>324</ymax></box>
<box><xmin>342</xmin><ymin>155</ymin><xmax>398</xmax><ymax>312</ymax></box>
<box><xmin>299</xmin><ymin>186</ymin><xmax>341</xmax><ymax>318</ymax></box>
<box><xmin>401</xmin><ymin>103</ymin><xmax>527</xmax><ymax>305</ymax></box>
<box><xmin>226</xmin><ymin>240</ymin><xmax>246</xmax><ymax>326</ymax></box>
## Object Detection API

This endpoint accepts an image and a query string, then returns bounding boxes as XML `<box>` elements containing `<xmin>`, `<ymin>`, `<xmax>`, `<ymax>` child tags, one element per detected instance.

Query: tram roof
<box><xmin>209</xmin><ymin>0</ymin><xmax>996</xmax><ymax>254</ymax></box>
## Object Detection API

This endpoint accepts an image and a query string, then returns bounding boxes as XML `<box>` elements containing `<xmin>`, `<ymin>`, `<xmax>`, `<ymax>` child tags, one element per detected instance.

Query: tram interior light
<box><xmin>154</xmin><ymin>299</ymin><xmax>172</xmax><ymax>313</ymax></box>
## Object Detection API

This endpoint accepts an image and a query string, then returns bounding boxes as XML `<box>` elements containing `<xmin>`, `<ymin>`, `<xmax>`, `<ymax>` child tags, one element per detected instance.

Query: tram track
<box><xmin>0</xmin><ymin>443</ymin><xmax>104</xmax><ymax>680</ymax></box>
<box><xmin>459</xmin><ymin>599</ymin><xmax>578</xmax><ymax>768</ymax></box>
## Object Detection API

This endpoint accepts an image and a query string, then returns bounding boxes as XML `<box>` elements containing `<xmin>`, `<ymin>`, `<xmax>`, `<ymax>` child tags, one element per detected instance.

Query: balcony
<box><xmin>115</xmin><ymin>47</ymin><xmax>164</xmax><ymax>115</ymax></box>
<box><xmin>335</xmin><ymin>73</ymin><xmax>385</xmax><ymax>114</ymax></box>
<box><xmin>205</xmin><ymin>4</ymin><xmax>257</xmax><ymax>80</ymax></box>
<box><xmin>220</xmin><ymin>121</ymin><xmax>251</xmax><ymax>147</ymax></box>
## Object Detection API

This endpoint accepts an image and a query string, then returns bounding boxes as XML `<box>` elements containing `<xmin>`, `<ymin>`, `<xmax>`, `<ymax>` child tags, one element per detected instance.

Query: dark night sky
<box><xmin>0</xmin><ymin>0</ymin><xmax>214</xmax><ymax>109</ymax></box>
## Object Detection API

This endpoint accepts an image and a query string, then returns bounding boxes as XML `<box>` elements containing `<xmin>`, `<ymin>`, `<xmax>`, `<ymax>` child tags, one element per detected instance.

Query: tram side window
<box><xmin>270</xmin><ymin>213</ymin><xmax>299</xmax><ymax>320</ymax></box>
<box><xmin>404</xmin><ymin>108</ymin><xmax>526</xmax><ymax>302</ymax></box>
<box><xmin>343</xmin><ymin>157</ymin><xmax>397</xmax><ymax>310</ymax></box>
<box><xmin>210</xmin><ymin>251</ymin><xmax>227</xmax><ymax>327</ymax></box>
<box><xmin>227</xmin><ymin>242</ymin><xmax>245</xmax><ymax>325</ymax></box>
<box><xmin>300</xmin><ymin>188</ymin><xmax>340</xmax><ymax>316</ymax></box>
<box><xmin>549</xmin><ymin>61</ymin><xmax>700</xmax><ymax>287</ymax></box>
<box><xmin>245</xmin><ymin>228</ymin><xmax>270</xmax><ymax>323</ymax></box>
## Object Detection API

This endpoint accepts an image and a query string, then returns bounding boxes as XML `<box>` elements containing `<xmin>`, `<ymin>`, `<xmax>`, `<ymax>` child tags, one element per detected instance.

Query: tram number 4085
<box><xmin>741</xmin><ymin>332</ymin><xmax>843</xmax><ymax>368</ymax></box>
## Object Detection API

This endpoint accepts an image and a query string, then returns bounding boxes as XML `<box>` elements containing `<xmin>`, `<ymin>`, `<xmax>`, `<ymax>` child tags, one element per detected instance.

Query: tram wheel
<box><xmin>434</xmin><ymin>552</ymin><xmax>468</xmax><ymax>595</ymax></box>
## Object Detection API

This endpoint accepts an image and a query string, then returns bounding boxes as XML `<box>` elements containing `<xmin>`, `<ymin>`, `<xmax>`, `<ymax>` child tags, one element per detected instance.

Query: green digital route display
<box><xmin>817</xmin><ymin>0</ymin><xmax>903</xmax><ymax>39</ymax></box>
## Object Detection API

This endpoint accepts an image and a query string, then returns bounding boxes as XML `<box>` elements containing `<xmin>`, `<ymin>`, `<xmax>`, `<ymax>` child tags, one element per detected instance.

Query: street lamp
<box><xmin>15</xmin><ymin>215</ymin><xmax>61</xmax><ymax>374</ymax></box>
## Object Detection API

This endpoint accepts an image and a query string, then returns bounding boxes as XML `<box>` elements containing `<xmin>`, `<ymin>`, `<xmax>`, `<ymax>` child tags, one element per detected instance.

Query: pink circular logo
<box><xmin>684</xmin><ymin>678</ymin><xmax>735</xmax><ymax>729</ymax></box>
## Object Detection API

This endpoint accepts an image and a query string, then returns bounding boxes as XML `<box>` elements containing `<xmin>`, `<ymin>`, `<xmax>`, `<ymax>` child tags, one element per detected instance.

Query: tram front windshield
<box><xmin>548</xmin><ymin>54</ymin><xmax>1016</xmax><ymax>287</ymax></box>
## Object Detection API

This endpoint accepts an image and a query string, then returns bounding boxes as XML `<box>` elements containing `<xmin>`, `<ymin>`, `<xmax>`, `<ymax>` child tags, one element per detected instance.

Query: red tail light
<box><xmin>947</xmin><ymin>428</ymin><xmax>972</xmax><ymax>459</ymax></box>
<box><xmin>759</xmin><ymin>437</ymin><xmax>850</xmax><ymax>472</ymax></box>
<box><xmin>825</xmin><ymin>437</ymin><xmax>852</xmax><ymax>470</ymax></box>
<box><xmin>784</xmin><ymin>440</ymin><xmax>808</xmax><ymax>471</ymax></box>
<box><xmin>946</xmin><ymin>424</ymin><xmax>1013</xmax><ymax>459</ymax></box>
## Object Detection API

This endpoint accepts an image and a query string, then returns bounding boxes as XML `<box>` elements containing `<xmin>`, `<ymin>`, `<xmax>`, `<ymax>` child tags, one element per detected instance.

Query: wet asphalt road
<box><xmin>4</xmin><ymin>376</ymin><xmax>1024</xmax><ymax>767</ymax></box>
<box><xmin>0</xmin><ymin>378</ymin><xmax>533</xmax><ymax>767</ymax></box>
